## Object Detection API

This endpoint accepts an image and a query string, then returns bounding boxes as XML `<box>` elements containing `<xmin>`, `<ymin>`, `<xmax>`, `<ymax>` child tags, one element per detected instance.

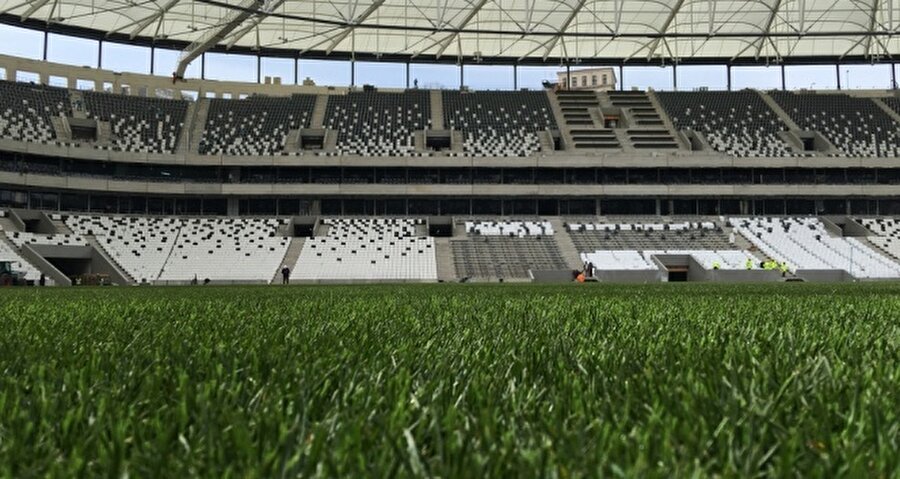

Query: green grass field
<box><xmin>1</xmin><ymin>284</ymin><xmax>898</xmax><ymax>477</ymax></box>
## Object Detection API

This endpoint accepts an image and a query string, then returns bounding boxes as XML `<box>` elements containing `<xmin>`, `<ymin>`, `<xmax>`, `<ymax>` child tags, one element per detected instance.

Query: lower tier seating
<box><xmin>452</xmin><ymin>236</ymin><xmax>566</xmax><ymax>279</ymax></box>
<box><xmin>4</xmin><ymin>231</ymin><xmax>87</xmax><ymax>248</ymax></box>
<box><xmin>292</xmin><ymin>218</ymin><xmax>436</xmax><ymax>280</ymax></box>
<box><xmin>732</xmin><ymin>217</ymin><xmax>900</xmax><ymax>278</ymax></box>
<box><xmin>0</xmin><ymin>236</ymin><xmax>44</xmax><ymax>281</ymax></box>
<box><xmin>857</xmin><ymin>217</ymin><xmax>900</xmax><ymax>261</ymax></box>
<box><xmin>66</xmin><ymin>215</ymin><xmax>181</xmax><ymax>283</ymax></box>
<box><xmin>159</xmin><ymin>218</ymin><xmax>289</xmax><ymax>283</ymax></box>
<box><xmin>566</xmin><ymin>221</ymin><xmax>730</xmax><ymax>252</ymax></box>
<box><xmin>464</xmin><ymin>220</ymin><xmax>554</xmax><ymax>236</ymax></box>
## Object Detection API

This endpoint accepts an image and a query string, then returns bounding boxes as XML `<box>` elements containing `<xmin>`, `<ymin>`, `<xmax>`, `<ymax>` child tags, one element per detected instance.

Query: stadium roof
<box><xmin>2</xmin><ymin>0</ymin><xmax>899</xmax><ymax>65</ymax></box>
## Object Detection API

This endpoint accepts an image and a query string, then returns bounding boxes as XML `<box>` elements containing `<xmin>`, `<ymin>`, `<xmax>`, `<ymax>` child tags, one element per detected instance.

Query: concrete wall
<box><xmin>795</xmin><ymin>269</ymin><xmax>853</xmax><ymax>282</ymax></box>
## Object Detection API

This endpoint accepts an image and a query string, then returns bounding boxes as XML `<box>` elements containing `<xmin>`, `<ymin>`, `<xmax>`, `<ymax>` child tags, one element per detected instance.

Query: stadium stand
<box><xmin>0</xmin><ymin>233</ymin><xmax>44</xmax><ymax>281</ymax></box>
<box><xmin>656</xmin><ymin>91</ymin><xmax>798</xmax><ymax>157</ymax></box>
<box><xmin>158</xmin><ymin>218</ymin><xmax>289</xmax><ymax>283</ymax></box>
<box><xmin>292</xmin><ymin>218</ymin><xmax>437</xmax><ymax>280</ymax></box>
<box><xmin>771</xmin><ymin>92</ymin><xmax>900</xmax><ymax>157</ymax></box>
<box><xmin>581</xmin><ymin>250</ymin><xmax>656</xmax><ymax>270</ymax></box>
<box><xmin>732</xmin><ymin>217</ymin><xmax>900</xmax><ymax>278</ymax></box>
<box><xmin>443</xmin><ymin>91</ymin><xmax>556</xmax><ymax>157</ymax></box>
<box><xmin>199</xmin><ymin>94</ymin><xmax>316</xmax><ymax>155</ymax></box>
<box><xmin>883</xmin><ymin>97</ymin><xmax>900</xmax><ymax>116</ymax></box>
<box><xmin>323</xmin><ymin>91</ymin><xmax>430</xmax><ymax>157</ymax></box>
<box><xmin>452</xmin><ymin>221</ymin><xmax>566</xmax><ymax>279</ymax></box>
<box><xmin>566</xmin><ymin>221</ymin><xmax>730</xmax><ymax>252</ymax></box>
<box><xmin>856</xmin><ymin>218</ymin><xmax>900</xmax><ymax>261</ymax></box>
<box><xmin>465</xmin><ymin>220</ymin><xmax>554</xmax><ymax>236</ymax></box>
<box><xmin>0</xmin><ymin>80</ymin><xmax>70</xmax><ymax>145</ymax></box>
<box><xmin>66</xmin><ymin>215</ymin><xmax>181</xmax><ymax>283</ymax></box>
<box><xmin>83</xmin><ymin>91</ymin><xmax>188</xmax><ymax>154</ymax></box>
<box><xmin>4</xmin><ymin>231</ymin><xmax>88</xmax><ymax>248</ymax></box>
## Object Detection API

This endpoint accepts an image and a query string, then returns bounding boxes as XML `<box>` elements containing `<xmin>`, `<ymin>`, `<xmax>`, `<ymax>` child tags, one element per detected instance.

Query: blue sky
<box><xmin>1</xmin><ymin>24</ymin><xmax>897</xmax><ymax>91</ymax></box>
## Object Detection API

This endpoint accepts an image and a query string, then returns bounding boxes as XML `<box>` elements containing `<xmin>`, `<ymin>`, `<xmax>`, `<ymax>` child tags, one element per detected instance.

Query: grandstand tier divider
<box><xmin>872</xmin><ymin>97</ymin><xmax>900</xmax><ymax>124</ymax></box>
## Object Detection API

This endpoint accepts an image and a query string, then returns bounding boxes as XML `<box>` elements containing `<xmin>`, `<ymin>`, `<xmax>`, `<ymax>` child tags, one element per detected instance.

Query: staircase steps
<box><xmin>310</xmin><ymin>94</ymin><xmax>329</xmax><ymax>129</ymax></box>
<box><xmin>606</xmin><ymin>91</ymin><xmax>680</xmax><ymax>149</ymax></box>
<box><xmin>275</xmin><ymin>237</ymin><xmax>305</xmax><ymax>283</ymax></box>
<box><xmin>434</xmin><ymin>237</ymin><xmax>456</xmax><ymax>282</ymax></box>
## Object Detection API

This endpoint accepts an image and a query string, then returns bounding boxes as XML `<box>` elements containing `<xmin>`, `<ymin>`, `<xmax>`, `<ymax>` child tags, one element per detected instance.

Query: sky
<box><xmin>1</xmin><ymin>24</ymin><xmax>897</xmax><ymax>91</ymax></box>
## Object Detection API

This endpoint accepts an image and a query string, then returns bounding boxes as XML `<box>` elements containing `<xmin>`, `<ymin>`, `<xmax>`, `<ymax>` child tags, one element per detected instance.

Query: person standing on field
<box><xmin>281</xmin><ymin>265</ymin><xmax>291</xmax><ymax>285</ymax></box>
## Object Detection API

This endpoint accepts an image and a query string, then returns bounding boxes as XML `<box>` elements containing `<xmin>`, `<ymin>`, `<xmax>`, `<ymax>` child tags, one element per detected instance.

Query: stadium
<box><xmin>0</xmin><ymin>0</ymin><xmax>899</xmax><ymax>475</ymax></box>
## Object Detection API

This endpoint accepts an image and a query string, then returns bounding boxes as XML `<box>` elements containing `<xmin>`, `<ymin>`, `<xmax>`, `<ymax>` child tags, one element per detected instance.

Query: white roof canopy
<box><xmin>2</xmin><ymin>0</ymin><xmax>899</xmax><ymax>63</ymax></box>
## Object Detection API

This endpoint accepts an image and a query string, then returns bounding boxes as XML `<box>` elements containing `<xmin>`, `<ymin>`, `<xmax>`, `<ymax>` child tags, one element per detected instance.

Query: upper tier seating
<box><xmin>883</xmin><ymin>97</ymin><xmax>900</xmax><ymax>117</ymax></box>
<box><xmin>443</xmin><ymin>91</ymin><xmax>557</xmax><ymax>157</ymax></box>
<box><xmin>566</xmin><ymin>221</ymin><xmax>731</xmax><ymax>252</ymax></box>
<box><xmin>158</xmin><ymin>218</ymin><xmax>289</xmax><ymax>283</ymax></box>
<box><xmin>0</xmin><ymin>81</ymin><xmax>70</xmax><ymax>145</ymax></box>
<box><xmin>200</xmin><ymin>94</ymin><xmax>316</xmax><ymax>156</ymax></box>
<box><xmin>856</xmin><ymin>218</ymin><xmax>900</xmax><ymax>261</ymax></box>
<box><xmin>731</xmin><ymin>217</ymin><xmax>900</xmax><ymax>278</ymax></box>
<box><xmin>293</xmin><ymin>218</ymin><xmax>436</xmax><ymax>280</ymax></box>
<box><xmin>322</xmin><ymin>91</ymin><xmax>430</xmax><ymax>157</ymax></box>
<box><xmin>4</xmin><ymin>231</ymin><xmax>87</xmax><ymax>248</ymax></box>
<box><xmin>657</xmin><ymin>91</ymin><xmax>797</xmax><ymax>157</ymax></box>
<box><xmin>83</xmin><ymin>91</ymin><xmax>188</xmax><ymax>154</ymax></box>
<box><xmin>65</xmin><ymin>215</ymin><xmax>180</xmax><ymax>283</ymax></box>
<box><xmin>465</xmin><ymin>220</ymin><xmax>554</xmax><ymax>236</ymax></box>
<box><xmin>771</xmin><ymin>92</ymin><xmax>900</xmax><ymax>157</ymax></box>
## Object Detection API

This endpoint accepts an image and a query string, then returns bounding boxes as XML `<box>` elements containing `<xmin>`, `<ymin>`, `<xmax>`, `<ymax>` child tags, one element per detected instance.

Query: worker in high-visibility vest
<box><xmin>780</xmin><ymin>262</ymin><xmax>789</xmax><ymax>277</ymax></box>
<box><xmin>745</xmin><ymin>258</ymin><xmax>754</xmax><ymax>270</ymax></box>
<box><xmin>712</xmin><ymin>261</ymin><xmax>721</xmax><ymax>270</ymax></box>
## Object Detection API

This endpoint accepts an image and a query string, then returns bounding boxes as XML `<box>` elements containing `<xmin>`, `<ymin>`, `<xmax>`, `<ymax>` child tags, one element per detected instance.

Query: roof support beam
<box><xmin>541</xmin><ymin>0</ymin><xmax>587</xmax><ymax>60</ymax></box>
<box><xmin>646</xmin><ymin>0</ymin><xmax>686</xmax><ymax>59</ymax></box>
<box><xmin>174</xmin><ymin>0</ymin><xmax>263</xmax><ymax>78</ymax></box>
<box><xmin>865</xmin><ymin>0</ymin><xmax>880</xmax><ymax>56</ymax></box>
<box><xmin>19</xmin><ymin>0</ymin><xmax>50</xmax><ymax>21</ymax></box>
<box><xmin>324</xmin><ymin>0</ymin><xmax>387</xmax><ymax>55</ymax></box>
<box><xmin>433</xmin><ymin>0</ymin><xmax>489</xmax><ymax>59</ymax></box>
<box><xmin>224</xmin><ymin>0</ymin><xmax>285</xmax><ymax>48</ymax></box>
<box><xmin>104</xmin><ymin>0</ymin><xmax>180</xmax><ymax>39</ymax></box>
<box><xmin>755</xmin><ymin>0</ymin><xmax>784</xmax><ymax>58</ymax></box>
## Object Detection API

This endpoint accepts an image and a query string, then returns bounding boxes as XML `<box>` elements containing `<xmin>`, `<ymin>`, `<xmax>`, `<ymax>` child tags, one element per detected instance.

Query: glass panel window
<box><xmin>623</xmin><ymin>66</ymin><xmax>674</xmax><ymax>91</ymax></box>
<box><xmin>261</xmin><ymin>57</ymin><xmax>295</xmax><ymax>85</ymax></box>
<box><xmin>153</xmin><ymin>47</ymin><xmax>201</xmax><ymax>79</ymax></box>
<box><xmin>0</xmin><ymin>24</ymin><xmax>44</xmax><ymax>59</ymax></box>
<box><xmin>299</xmin><ymin>59</ymin><xmax>351</xmax><ymax>86</ymax></box>
<box><xmin>677</xmin><ymin>65</ymin><xmax>728</xmax><ymax>91</ymax></box>
<box><xmin>204</xmin><ymin>52</ymin><xmax>257</xmax><ymax>83</ymax></box>
<box><xmin>47</xmin><ymin>34</ymin><xmax>98</xmax><ymax>68</ymax></box>
<box><xmin>731</xmin><ymin>66</ymin><xmax>782</xmax><ymax>90</ymax></box>
<box><xmin>464</xmin><ymin>65</ymin><xmax>513</xmax><ymax>90</ymax></box>
<box><xmin>101</xmin><ymin>42</ymin><xmax>151</xmax><ymax>74</ymax></box>
<box><xmin>785</xmin><ymin>65</ymin><xmax>837</xmax><ymax>90</ymax></box>
<box><xmin>839</xmin><ymin>64</ymin><xmax>892</xmax><ymax>90</ymax></box>
<box><xmin>356</xmin><ymin>61</ymin><xmax>406</xmax><ymax>88</ymax></box>
<box><xmin>409</xmin><ymin>63</ymin><xmax>460</xmax><ymax>89</ymax></box>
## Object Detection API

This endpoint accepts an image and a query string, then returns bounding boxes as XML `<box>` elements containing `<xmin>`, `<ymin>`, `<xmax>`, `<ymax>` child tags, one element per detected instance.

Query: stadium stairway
<box><xmin>188</xmin><ymin>98</ymin><xmax>211</xmax><ymax>154</ymax></box>
<box><xmin>434</xmin><ymin>237</ymin><xmax>456</xmax><ymax>282</ymax></box>
<box><xmin>548</xmin><ymin>218</ymin><xmax>584</xmax><ymax>270</ymax></box>
<box><xmin>872</xmin><ymin>97</ymin><xmax>900</xmax><ymax>123</ymax></box>
<box><xmin>83</xmin><ymin>235</ymin><xmax>136</xmax><ymax>284</ymax></box>
<box><xmin>176</xmin><ymin>101</ymin><xmax>198</xmax><ymax>155</ymax></box>
<box><xmin>545</xmin><ymin>90</ymin><xmax>575</xmax><ymax>149</ymax></box>
<box><xmin>756</xmin><ymin>91</ymin><xmax>801</xmax><ymax>130</ymax></box>
<box><xmin>310</xmin><ymin>94</ymin><xmax>329</xmax><ymax>129</ymax></box>
<box><xmin>430</xmin><ymin>90</ymin><xmax>444</xmax><ymax>130</ymax></box>
<box><xmin>273</xmin><ymin>237</ymin><xmax>303</xmax><ymax>283</ymax></box>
